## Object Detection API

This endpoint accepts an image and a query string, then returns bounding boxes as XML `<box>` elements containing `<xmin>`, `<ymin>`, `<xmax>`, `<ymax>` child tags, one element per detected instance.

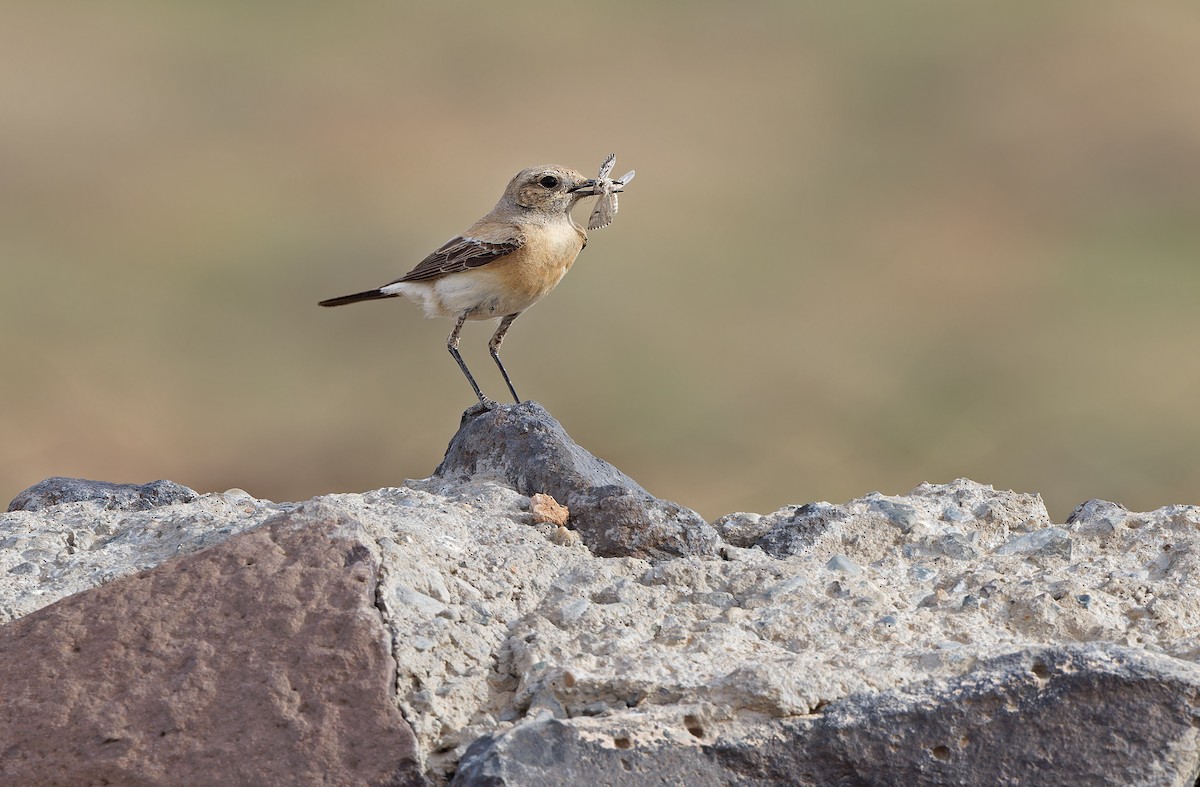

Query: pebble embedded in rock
<box><xmin>995</xmin><ymin>527</ymin><xmax>1072</xmax><ymax>559</ymax></box>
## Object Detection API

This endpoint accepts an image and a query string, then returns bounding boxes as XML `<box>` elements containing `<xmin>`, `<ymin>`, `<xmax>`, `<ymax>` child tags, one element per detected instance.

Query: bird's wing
<box><xmin>393</xmin><ymin>227</ymin><xmax>525</xmax><ymax>283</ymax></box>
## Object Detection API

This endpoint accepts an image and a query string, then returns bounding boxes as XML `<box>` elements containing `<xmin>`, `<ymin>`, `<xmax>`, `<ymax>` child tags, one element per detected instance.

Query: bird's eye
<box><xmin>539</xmin><ymin>175</ymin><xmax>559</xmax><ymax>189</ymax></box>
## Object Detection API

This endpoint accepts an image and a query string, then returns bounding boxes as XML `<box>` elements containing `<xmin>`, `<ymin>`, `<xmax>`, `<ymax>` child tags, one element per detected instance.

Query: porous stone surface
<box><xmin>0</xmin><ymin>486</ymin><xmax>289</xmax><ymax>624</ymax></box>
<box><xmin>0</xmin><ymin>505</ymin><xmax>421</xmax><ymax>786</ymax></box>
<box><xmin>455</xmin><ymin>644</ymin><xmax>1200</xmax><ymax>786</ymax></box>
<box><xmin>435</xmin><ymin>401</ymin><xmax>719</xmax><ymax>560</ymax></box>
<box><xmin>4</xmin><ymin>408</ymin><xmax>1200</xmax><ymax>784</ymax></box>
<box><xmin>7</xmin><ymin>476</ymin><xmax>198</xmax><ymax>513</ymax></box>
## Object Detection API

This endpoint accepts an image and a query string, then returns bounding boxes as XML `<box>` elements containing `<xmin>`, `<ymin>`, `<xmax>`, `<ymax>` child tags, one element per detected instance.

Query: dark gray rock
<box><xmin>435</xmin><ymin>402</ymin><xmax>718</xmax><ymax>560</ymax></box>
<box><xmin>453</xmin><ymin>644</ymin><xmax>1200</xmax><ymax>786</ymax></box>
<box><xmin>453</xmin><ymin>716</ymin><xmax>727</xmax><ymax>787</ymax></box>
<box><xmin>778</xmin><ymin>644</ymin><xmax>1200</xmax><ymax>786</ymax></box>
<box><xmin>755</xmin><ymin>502</ymin><xmax>850</xmax><ymax>558</ymax></box>
<box><xmin>7</xmin><ymin>476</ymin><xmax>198</xmax><ymax>513</ymax></box>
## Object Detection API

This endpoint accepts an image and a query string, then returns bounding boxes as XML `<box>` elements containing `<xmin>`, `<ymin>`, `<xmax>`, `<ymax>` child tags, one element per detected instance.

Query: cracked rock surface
<box><xmin>0</xmin><ymin>506</ymin><xmax>421</xmax><ymax>786</ymax></box>
<box><xmin>3</xmin><ymin>402</ymin><xmax>1200</xmax><ymax>784</ymax></box>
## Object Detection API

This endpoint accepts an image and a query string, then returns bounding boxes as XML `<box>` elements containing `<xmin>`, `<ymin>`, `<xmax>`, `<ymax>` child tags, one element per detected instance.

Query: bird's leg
<box><xmin>488</xmin><ymin>312</ymin><xmax>523</xmax><ymax>403</ymax></box>
<box><xmin>447</xmin><ymin>313</ymin><xmax>495</xmax><ymax>408</ymax></box>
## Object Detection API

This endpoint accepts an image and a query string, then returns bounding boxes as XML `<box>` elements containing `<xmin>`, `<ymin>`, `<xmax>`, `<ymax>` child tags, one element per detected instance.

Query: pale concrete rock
<box><xmin>0</xmin><ymin>488</ymin><xmax>291</xmax><ymax>624</ymax></box>
<box><xmin>755</xmin><ymin>478</ymin><xmax>1053</xmax><ymax>561</ymax></box>
<box><xmin>5</xmin><ymin>459</ymin><xmax>1200</xmax><ymax>784</ymax></box>
<box><xmin>711</xmin><ymin>511</ymin><xmax>768</xmax><ymax>547</ymax></box>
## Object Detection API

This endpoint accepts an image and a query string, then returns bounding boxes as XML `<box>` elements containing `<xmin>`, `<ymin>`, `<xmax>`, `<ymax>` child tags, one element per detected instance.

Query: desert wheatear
<box><xmin>319</xmin><ymin>162</ymin><xmax>629</xmax><ymax>408</ymax></box>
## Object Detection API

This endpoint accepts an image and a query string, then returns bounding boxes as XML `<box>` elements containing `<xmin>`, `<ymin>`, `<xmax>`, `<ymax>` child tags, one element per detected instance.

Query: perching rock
<box><xmin>7</xmin><ymin>476</ymin><xmax>198</xmax><ymax>513</ymax></box>
<box><xmin>0</xmin><ymin>505</ymin><xmax>422</xmax><ymax>786</ymax></box>
<box><xmin>4</xmin><ymin>417</ymin><xmax>1200</xmax><ymax>784</ymax></box>
<box><xmin>435</xmin><ymin>401</ymin><xmax>719</xmax><ymax>560</ymax></box>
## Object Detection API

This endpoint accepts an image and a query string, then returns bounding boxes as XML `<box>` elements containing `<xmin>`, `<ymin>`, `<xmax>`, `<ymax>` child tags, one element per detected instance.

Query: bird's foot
<box><xmin>465</xmin><ymin>397</ymin><xmax>500</xmax><ymax>416</ymax></box>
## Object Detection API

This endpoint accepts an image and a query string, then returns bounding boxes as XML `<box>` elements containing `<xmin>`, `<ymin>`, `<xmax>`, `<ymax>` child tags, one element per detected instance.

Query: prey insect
<box><xmin>587</xmin><ymin>153</ymin><xmax>636</xmax><ymax>231</ymax></box>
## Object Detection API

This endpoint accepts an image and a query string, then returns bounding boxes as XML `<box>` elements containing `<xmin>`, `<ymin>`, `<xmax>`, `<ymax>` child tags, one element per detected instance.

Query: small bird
<box><xmin>320</xmin><ymin>163</ymin><xmax>625</xmax><ymax>408</ymax></box>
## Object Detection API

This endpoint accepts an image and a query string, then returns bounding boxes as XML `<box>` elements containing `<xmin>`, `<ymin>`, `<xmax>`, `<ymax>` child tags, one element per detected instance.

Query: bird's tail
<box><xmin>318</xmin><ymin>288</ymin><xmax>398</xmax><ymax>307</ymax></box>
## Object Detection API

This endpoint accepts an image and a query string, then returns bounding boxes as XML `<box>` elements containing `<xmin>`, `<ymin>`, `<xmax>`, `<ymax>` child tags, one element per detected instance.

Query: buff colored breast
<box><xmin>492</xmin><ymin>219</ymin><xmax>586</xmax><ymax>304</ymax></box>
<box><xmin>394</xmin><ymin>219</ymin><xmax>586</xmax><ymax>320</ymax></box>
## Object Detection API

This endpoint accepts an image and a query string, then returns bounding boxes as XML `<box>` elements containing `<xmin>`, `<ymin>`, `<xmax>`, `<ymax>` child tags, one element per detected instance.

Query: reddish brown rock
<box><xmin>0</xmin><ymin>506</ymin><xmax>424</xmax><ymax>786</ymax></box>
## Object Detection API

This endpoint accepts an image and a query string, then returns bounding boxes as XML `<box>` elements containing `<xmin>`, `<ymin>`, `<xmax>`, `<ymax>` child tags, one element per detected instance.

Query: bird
<box><xmin>319</xmin><ymin>164</ymin><xmax>620</xmax><ymax>409</ymax></box>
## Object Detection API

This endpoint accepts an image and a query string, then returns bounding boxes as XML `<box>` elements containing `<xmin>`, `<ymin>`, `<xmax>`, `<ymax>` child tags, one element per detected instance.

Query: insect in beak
<box><xmin>585</xmin><ymin>154</ymin><xmax>636</xmax><ymax>231</ymax></box>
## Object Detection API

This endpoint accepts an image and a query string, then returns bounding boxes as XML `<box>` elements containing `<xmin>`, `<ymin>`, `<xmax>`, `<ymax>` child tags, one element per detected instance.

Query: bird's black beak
<box><xmin>568</xmin><ymin>179</ymin><xmax>599</xmax><ymax>196</ymax></box>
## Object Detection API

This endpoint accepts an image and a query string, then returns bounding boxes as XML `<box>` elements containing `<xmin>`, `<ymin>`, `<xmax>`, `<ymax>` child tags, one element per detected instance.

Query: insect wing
<box><xmin>588</xmin><ymin>192</ymin><xmax>618</xmax><ymax>230</ymax></box>
<box><xmin>586</xmin><ymin>156</ymin><xmax>630</xmax><ymax>229</ymax></box>
<box><xmin>597</xmin><ymin>153</ymin><xmax>616</xmax><ymax>180</ymax></box>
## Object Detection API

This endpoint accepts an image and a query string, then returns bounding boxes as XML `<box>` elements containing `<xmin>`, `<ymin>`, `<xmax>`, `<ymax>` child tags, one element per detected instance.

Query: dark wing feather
<box><xmin>392</xmin><ymin>233</ymin><xmax>524</xmax><ymax>284</ymax></box>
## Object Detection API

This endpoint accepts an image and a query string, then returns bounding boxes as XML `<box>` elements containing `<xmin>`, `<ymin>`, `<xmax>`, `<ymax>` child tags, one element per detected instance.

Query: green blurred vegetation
<box><xmin>3</xmin><ymin>2</ymin><xmax>1199</xmax><ymax>520</ymax></box>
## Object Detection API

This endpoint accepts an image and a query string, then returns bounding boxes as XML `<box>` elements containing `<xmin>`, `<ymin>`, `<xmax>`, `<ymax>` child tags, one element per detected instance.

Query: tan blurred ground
<box><xmin>2</xmin><ymin>2</ymin><xmax>1199</xmax><ymax>520</ymax></box>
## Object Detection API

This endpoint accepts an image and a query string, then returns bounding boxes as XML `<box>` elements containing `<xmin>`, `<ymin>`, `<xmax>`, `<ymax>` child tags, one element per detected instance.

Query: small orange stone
<box><xmin>530</xmin><ymin>493</ymin><xmax>569</xmax><ymax>526</ymax></box>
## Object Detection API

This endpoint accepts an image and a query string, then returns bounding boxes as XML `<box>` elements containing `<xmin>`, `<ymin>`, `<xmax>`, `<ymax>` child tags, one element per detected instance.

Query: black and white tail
<box><xmin>318</xmin><ymin>288</ymin><xmax>398</xmax><ymax>307</ymax></box>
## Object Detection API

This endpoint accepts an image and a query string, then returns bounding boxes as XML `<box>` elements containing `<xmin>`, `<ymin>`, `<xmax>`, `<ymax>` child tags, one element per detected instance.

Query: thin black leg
<box><xmin>447</xmin><ymin>313</ymin><xmax>494</xmax><ymax>408</ymax></box>
<box><xmin>488</xmin><ymin>312</ymin><xmax>522</xmax><ymax>403</ymax></box>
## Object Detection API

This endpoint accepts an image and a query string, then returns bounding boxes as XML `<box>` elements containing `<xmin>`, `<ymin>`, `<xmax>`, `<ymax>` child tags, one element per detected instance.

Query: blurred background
<box><xmin>3</xmin><ymin>2</ymin><xmax>1199</xmax><ymax>521</ymax></box>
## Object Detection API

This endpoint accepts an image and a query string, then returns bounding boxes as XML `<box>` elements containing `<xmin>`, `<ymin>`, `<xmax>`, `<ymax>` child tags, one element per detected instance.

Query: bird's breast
<box><xmin>495</xmin><ymin>221</ymin><xmax>585</xmax><ymax>302</ymax></box>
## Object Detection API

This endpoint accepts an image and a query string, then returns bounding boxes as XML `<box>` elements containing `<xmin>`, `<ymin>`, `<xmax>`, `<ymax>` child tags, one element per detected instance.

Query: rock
<box><xmin>6</xmin><ymin>469</ymin><xmax>1200</xmax><ymax>785</ymax></box>
<box><xmin>904</xmin><ymin>532</ymin><xmax>982</xmax><ymax>561</ymax></box>
<box><xmin>0</xmin><ymin>487</ymin><xmax>290</xmax><ymax>624</ymax></box>
<box><xmin>711</xmin><ymin>511</ymin><xmax>769</xmax><ymax>547</ymax></box>
<box><xmin>529</xmin><ymin>493</ymin><xmax>569</xmax><ymax>527</ymax></box>
<box><xmin>0</xmin><ymin>505</ymin><xmax>423</xmax><ymax>786</ymax></box>
<box><xmin>453</xmin><ymin>644</ymin><xmax>1200</xmax><ymax>786</ymax></box>
<box><xmin>434</xmin><ymin>402</ymin><xmax>719</xmax><ymax>560</ymax></box>
<box><xmin>994</xmin><ymin>526</ymin><xmax>1072</xmax><ymax>559</ymax></box>
<box><xmin>453</xmin><ymin>713</ymin><xmax>724</xmax><ymax>787</ymax></box>
<box><xmin>751</xmin><ymin>480</ymin><xmax>1054</xmax><ymax>565</ymax></box>
<box><xmin>825</xmin><ymin>554</ymin><xmax>862</xmax><ymax>575</ymax></box>
<box><xmin>870</xmin><ymin>498</ymin><xmax>920</xmax><ymax>531</ymax></box>
<box><xmin>755</xmin><ymin>502</ymin><xmax>850</xmax><ymax>558</ymax></box>
<box><xmin>1066</xmin><ymin>498</ymin><xmax>1131</xmax><ymax>536</ymax></box>
<box><xmin>909</xmin><ymin>478</ymin><xmax>1053</xmax><ymax>538</ymax></box>
<box><xmin>782</xmin><ymin>644</ymin><xmax>1200</xmax><ymax>785</ymax></box>
<box><xmin>7</xmin><ymin>476</ymin><xmax>198</xmax><ymax>513</ymax></box>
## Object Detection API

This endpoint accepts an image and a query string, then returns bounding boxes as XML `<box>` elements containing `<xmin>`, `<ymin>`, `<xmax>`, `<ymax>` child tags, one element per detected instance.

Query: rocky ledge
<box><xmin>2</xmin><ymin>402</ymin><xmax>1199</xmax><ymax>785</ymax></box>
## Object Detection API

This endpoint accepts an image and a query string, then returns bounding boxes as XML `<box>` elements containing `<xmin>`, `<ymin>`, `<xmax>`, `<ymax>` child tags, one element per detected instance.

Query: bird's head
<box><xmin>504</xmin><ymin>165</ymin><xmax>596</xmax><ymax>214</ymax></box>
